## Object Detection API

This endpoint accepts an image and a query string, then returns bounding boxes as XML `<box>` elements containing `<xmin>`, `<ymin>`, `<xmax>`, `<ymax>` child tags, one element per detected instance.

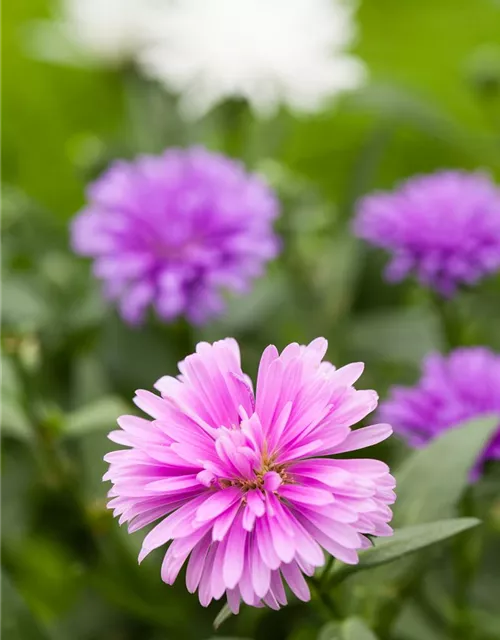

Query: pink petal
<box><xmin>331</xmin><ymin>423</ymin><xmax>393</xmax><ymax>453</ymax></box>
<box><xmin>185</xmin><ymin>535</ymin><xmax>211</xmax><ymax>593</ymax></box>
<box><xmin>250</xmin><ymin>537</ymin><xmax>271</xmax><ymax>598</ymax></box>
<box><xmin>280</xmin><ymin>561</ymin><xmax>310</xmax><ymax>602</ymax></box>
<box><xmin>247</xmin><ymin>489</ymin><xmax>265</xmax><ymax>517</ymax></box>
<box><xmin>279</xmin><ymin>485</ymin><xmax>334</xmax><ymax>506</ymax></box>
<box><xmin>255</xmin><ymin>517</ymin><xmax>281</xmax><ymax>570</ymax></box>
<box><xmin>329</xmin><ymin>362</ymin><xmax>365</xmax><ymax>388</ymax></box>
<box><xmin>212</xmin><ymin>502</ymin><xmax>241</xmax><ymax>541</ymax></box>
<box><xmin>195</xmin><ymin>488</ymin><xmax>242</xmax><ymax>522</ymax></box>
<box><xmin>223</xmin><ymin>512</ymin><xmax>247</xmax><ymax>589</ymax></box>
<box><xmin>264</xmin><ymin>471</ymin><xmax>282</xmax><ymax>492</ymax></box>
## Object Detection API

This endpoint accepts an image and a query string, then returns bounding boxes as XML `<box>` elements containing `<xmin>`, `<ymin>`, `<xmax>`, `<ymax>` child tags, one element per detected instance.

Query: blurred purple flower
<box><xmin>105</xmin><ymin>337</ymin><xmax>395</xmax><ymax>612</ymax></box>
<box><xmin>71</xmin><ymin>147</ymin><xmax>280</xmax><ymax>324</ymax></box>
<box><xmin>353</xmin><ymin>171</ymin><xmax>500</xmax><ymax>296</ymax></box>
<box><xmin>379</xmin><ymin>347</ymin><xmax>500</xmax><ymax>476</ymax></box>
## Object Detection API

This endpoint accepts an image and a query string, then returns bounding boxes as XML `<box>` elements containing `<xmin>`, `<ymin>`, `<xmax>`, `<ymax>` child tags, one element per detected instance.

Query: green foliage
<box><xmin>393</xmin><ymin>415</ymin><xmax>499</xmax><ymax>526</ymax></box>
<box><xmin>64</xmin><ymin>396</ymin><xmax>130</xmax><ymax>437</ymax></box>
<box><xmin>330</xmin><ymin>518</ymin><xmax>480</xmax><ymax>583</ymax></box>
<box><xmin>318</xmin><ymin>618</ymin><xmax>379</xmax><ymax>640</ymax></box>
<box><xmin>1</xmin><ymin>572</ymin><xmax>54</xmax><ymax>640</ymax></box>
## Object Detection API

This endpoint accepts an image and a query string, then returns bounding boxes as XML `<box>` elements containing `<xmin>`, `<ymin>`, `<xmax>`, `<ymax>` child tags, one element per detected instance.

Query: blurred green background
<box><xmin>2</xmin><ymin>1</ymin><xmax>500</xmax><ymax>639</ymax></box>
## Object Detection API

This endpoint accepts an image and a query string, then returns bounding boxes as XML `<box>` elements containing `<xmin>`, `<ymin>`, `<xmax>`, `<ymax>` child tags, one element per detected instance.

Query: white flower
<box><xmin>139</xmin><ymin>0</ymin><xmax>366</xmax><ymax>118</ymax></box>
<box><xmin>26</xmin><ymin>0</ymin><xmax>159</xmax><ymax>66</ymax></box>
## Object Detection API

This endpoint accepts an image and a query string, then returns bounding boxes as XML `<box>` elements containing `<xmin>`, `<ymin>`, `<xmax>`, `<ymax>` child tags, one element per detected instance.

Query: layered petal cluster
<box><xmin>105</xmin><ymin>338</ymin><xmax>395</xmax><ymax>612</ymax></box>
<box><xmin>138</xmin><ymin>0</ymin><xmax>366</xmax><ymax>118</ymax></box>
<box><xmin>71</xmin><ymin>147</ymin><xmax>279</xmax><ymax>325</ymax></box>
<box><xmin>353</xmin><ymin>171</ymin><xmax>500</xmax><ymax>296</ymax></box>
<box><xmin>380</xmin><ymin>347</ymin><xmax>500</xmax><ymax>476</ymax></box>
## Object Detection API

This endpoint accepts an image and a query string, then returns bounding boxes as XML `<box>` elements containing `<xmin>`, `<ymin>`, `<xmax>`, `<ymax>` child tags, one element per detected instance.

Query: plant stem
<box><xmin>429</xmin><ymin>292</ymin><xmax>464</xmax><ymax>350</ymax></box>
<box><xmin>320</xmin><ymin>555</ymin><xmax>336</xmax><ymax>588</ymax></box>
<box><xmin>220</xmin><ymin>98</ymin><xmax>250</xmax><ymax>159</ymax></box>
<box><xmin>451</xmin><ymin>489</ymin><xmax>481</xmax><ymax>639</ymax></box>
<box><xmin>309</xmin><ymin>576</ymin><xmax>342</xmax><ymax>622</ymax></box>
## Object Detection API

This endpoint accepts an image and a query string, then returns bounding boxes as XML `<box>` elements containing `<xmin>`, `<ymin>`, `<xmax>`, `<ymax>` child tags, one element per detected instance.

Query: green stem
<box><xmin>320</xmin><ymin>555</ymin><xmax>336</xmax><ymax>588</ymax></box>
<box><xmin>451</xmin><ymin>489</ymin><xmax>481</xmax><ymax>639</ymax></box>
<box><xmin>7</xmin><ymin>339</ymin><xmax>99</xmax><ymax>560</ymax></box>
<box><xmin>430</xmin><ymin>292</ymin><xmax>464</xmax><ymax>350</ymax></box>
<box><xmin>309</xmin><ymin>577</ymin><xmax>342</xmax><ymax>621</ymax></box>
<box><xmin>219</xmin><ymin>98</ymin><xmax>250</xmax><ymax>159</ymax></box>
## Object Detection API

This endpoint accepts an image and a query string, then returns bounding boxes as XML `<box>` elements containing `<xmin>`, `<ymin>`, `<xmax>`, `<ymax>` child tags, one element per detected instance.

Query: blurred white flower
<box><xmin>139</xmin><ymin>0</ymin><xmax>366</xmax><ymax>118</ymax></box>
<box><xmin>26</xmin><ymin>0</ymin><xmax>159</xmax><ymax>67</ymax></box>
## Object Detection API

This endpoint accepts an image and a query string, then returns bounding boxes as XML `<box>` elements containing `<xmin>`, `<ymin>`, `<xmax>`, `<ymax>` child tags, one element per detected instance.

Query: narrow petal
<box><xmin>280</xmin><ymin>561</ymin><xmax>310</xmax><ymax>602</ymax></box>
<box><xmin>223</xmin><ymin>512</ymin><xmax>247</xmax><ymax>589</ymax></box>
<box><xmin>331</xmin><ymin>423</ymin><xmax>393</xmax><ymax>453</ymax></box>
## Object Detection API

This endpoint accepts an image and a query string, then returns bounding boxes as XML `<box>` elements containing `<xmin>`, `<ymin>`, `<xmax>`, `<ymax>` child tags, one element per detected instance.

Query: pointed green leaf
<box><xmin>213</xmin><ymin>603</ymin><xmax>233</xmax><ymax>630</ymax></box>
<box><xmin>330</xmin><ymin>518</ymin><xmax>480</xmax><ymax>583</ymax></box>
<box><xmin>393</xmin><ymin>415</ymin><xmax>498</xmax><ymax>526</ymax></box>
<box><xmin>64</xmin><ymin>396</ymin><xmax>129</xmax><ymax>437</ymax></box>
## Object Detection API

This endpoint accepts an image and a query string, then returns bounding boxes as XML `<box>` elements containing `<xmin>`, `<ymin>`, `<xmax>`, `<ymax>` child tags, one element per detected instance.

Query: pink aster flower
<box><xmin>105</xmin><ymin>338</ymin><xmax>395</xmax><ymax>612</ymax></box>
<box><xmin>353</xmin><ymin>171</ymin><xmax>500</xmax><ymax>296</ymax></box>
<box><xmin>71</xmin><ymin>147</ymin><xmax>279</xmax><ymax>325</ymax></box>
<box><xmin>379</xmin><ymin>347</ymin><xmax>500</xmax><ymax>478</ymax></box>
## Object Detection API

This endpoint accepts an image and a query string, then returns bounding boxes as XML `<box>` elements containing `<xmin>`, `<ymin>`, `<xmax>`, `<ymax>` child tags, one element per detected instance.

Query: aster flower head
<box><xmin>105</xmin><ymin>338</ymin><xmax>395</xmax><ymax>612</ymax></box>
<box><xmin>71</xmin><ymin>147</ymin><xmax>279</xmax><ymax>325</ymax></box>
<box><xmin>379</xmin><ymin>347</ymin><xmax>500</xmax><ymax>476</ymax></box>
<box><xmin>138</xmin><ymin>0</ymin><xmax>366</xmax><ymax>119</ymax></box>
<box><xmin>353</xmin><ymin>171</ymin><xmax>500</xmax><ymax>296</ymax></box>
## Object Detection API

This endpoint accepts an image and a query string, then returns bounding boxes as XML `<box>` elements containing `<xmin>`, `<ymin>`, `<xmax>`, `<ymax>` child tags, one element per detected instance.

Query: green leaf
<box><xmin>319</xmin><ymin>618</ymin><xmax>379</xmax><ymax>640</ymax></box>
<box><xmin>1</xmin><ymin>396</ymin><xmax>32</xmax><ymax>440</ymax></box>
<box><xmin>64</xmin><ymin>396</ymin><xmax>129</xmax><ymax>437</ymax></box>
<box><xmin>342</xmin><ymin>618</ymin><xmax>379</xmax><ymax>640</ymax></box>
<box><xmin>0</xmin><ymin>355</ymin><xmax>31</xmax><ymax>440</ymax></box>
<box><xmin>213</xmin><ymin>603</ymin><xmax>233</xmax><ymax>630</ymax></box>
<box><xmin>331</xmin><ymin>518</ymin><xmax>480</xmax><ymax>583</ymax></box>
<box><xmin>393</xmin><ymin>415</ymin><xmax>499</xmax><ymax>526</ymax></box>
<box><xmin>347</xmin><ymin>307</ymin><xmax>443</xmax><ymax>367</ymax></box>
<box><xmin>318</xmin><ymin>622</ymin><xmax>342</xmax><ymax>640</ymax></box>
<box><xmin>1</xmin><ymin>571</ymin><xmax>54</xmax><ymax>640</ymax></box>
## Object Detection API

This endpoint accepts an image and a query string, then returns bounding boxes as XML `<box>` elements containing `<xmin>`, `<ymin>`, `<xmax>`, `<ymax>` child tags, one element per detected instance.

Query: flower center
<box><xmin>219</xmin><ymin>462</ymin><xmax>290</xmax><ymax>492</ymax></box>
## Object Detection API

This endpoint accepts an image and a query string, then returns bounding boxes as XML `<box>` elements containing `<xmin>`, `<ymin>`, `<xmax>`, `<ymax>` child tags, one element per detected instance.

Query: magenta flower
<box><xmin>105</xmin><ymin>338</ymin><xmax>395</xmax><ymax>612</ymax></box>
<box><xmin>71</xmin><ymin>147</ymin><xmax>279</xmax><ymax>325</ymax></box>
<box><xmin>353</xmin><ymin>171</ymin><xmax>500</xmax><ymax>296</ymax></box>
<box><xmin>379</xmin><ymin>347</ymin><xmax>500</xmax><ymax>477</ymax></box>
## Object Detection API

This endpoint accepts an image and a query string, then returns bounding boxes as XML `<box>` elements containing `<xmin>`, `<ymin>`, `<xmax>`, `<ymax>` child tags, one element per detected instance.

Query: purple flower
<box><xmin>353</xmin><ymin>171</ymin><xmax>500</xmax><ymax>296</ymax></box>
<box><xmin>105</xmin><ymin>338</ymin><xmax>395</xmax><ymax>612</ymax></box>
<box><xmin>71</xmin><ymin>147</ymin><xmax>280</xmax><ymax>325</ymax></box>
<box><xmin>379</xmin><ymin>347</ymin><xmax>500</xmax><ymax>476</ymax></box>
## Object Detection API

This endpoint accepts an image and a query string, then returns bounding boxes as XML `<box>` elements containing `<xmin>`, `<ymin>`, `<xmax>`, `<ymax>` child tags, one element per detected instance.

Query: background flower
<box><xmin>138</xmin><ymin>0</ymin><xmax>366</xmax><ymax>118</ymax></box>
<box><xmin>26</xmin><ymin>0</ymin><xmax>158</xmax><ymax>66</ymax></box>
<box><xmin>106</xmin><ymin>338</ymin><xmax>395</xmax><ymax>611</ymax></box>
<box><xmin>379</xmin><ymin>347</ymin><xmax>500</xmax><ymax>475</ymax></box>
<box><xmin>353</xmin><ymin>171</ymin><xmax>500</xmax><ymax>296</ymax></box>
<box><xmin>71</xmin><ymin>147</ymin><xmax>280</xmax><ymax>325</ymax></box>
